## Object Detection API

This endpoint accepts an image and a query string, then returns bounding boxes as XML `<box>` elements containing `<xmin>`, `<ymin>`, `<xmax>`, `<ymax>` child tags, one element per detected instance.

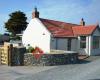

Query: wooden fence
<box><xmin>0</xmin><ymin>43</ymin><xmax>12</xmax><ymax>65</ymax></box>
<box><xmin>0</xmin><ymin>42</ymin><xmax>26</xmax><ymax>66</ymax></box>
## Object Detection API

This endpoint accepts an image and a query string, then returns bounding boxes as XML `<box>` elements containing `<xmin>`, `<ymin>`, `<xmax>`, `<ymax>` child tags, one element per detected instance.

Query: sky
<box><xmin>0</xmin><ymin>0</ymin><xmax>100</xmax><ymax>34</ymax></box>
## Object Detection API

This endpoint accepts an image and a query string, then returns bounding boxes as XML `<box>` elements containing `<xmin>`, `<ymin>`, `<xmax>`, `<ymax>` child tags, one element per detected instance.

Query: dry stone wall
<box><xmin>24</xmin><ymin>53</ymin><xmax>79</xmax><ymax>66</ymax></box>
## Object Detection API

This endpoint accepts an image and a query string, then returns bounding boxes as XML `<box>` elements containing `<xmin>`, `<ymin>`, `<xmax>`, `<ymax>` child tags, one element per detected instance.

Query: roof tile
<box><xmin>72</xmin><ymin>25</ymin><xmax>97</xmax><ymax>36</ymax></box>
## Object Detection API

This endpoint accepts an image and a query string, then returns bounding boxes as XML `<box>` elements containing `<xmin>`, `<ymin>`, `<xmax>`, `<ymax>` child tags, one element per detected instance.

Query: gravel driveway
<box><xmin>1</xmin><ymin>56</ymin><xmax>100</xmax><ymax>80</ymax></box>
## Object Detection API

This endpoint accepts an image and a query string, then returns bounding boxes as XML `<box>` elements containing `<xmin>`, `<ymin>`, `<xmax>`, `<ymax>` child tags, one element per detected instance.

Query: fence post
<box><xmin>8</xmin><ymin>44</ymin><xmax>13</xmax><ymax>66</ymax></box>
<box><xmin>0</xmin><ymin>48</ymin><xmax>1</xmax><ymax>65</ymax></box>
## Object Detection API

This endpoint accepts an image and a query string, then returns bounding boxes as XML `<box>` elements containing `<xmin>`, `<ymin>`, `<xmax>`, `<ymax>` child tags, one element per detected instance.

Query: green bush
<box><xmin>27</xmin><ymin>46</ymin><xmax>35</xmax><ymax>53</ymax></box>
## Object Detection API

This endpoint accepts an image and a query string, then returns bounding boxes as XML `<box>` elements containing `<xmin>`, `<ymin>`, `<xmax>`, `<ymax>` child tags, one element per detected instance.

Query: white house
<box><xmin>22</xmin><ymin>8</ymin><xmax>100</xmax><ymax>56</ymax></box>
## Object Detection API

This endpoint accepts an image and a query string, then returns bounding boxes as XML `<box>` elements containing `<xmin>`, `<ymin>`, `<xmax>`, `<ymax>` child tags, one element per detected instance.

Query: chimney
<box><xmin>80</xmin><ymin>18</ymin><xmax>85</xmax><ymax>26</ymax></box>
<box><xmin>96</xmin><ymin>22</ymin><xmax>99</xmax><ymax>27</ymax></box>
<box><xmin>32</xmin><ymin>7</ymin><xmax>39</xmax><ymax>18</ymax></box>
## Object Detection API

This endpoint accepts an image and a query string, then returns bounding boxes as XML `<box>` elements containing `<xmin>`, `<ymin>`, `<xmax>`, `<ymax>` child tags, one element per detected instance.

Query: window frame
<box><xmin>80</xmin><ymin>36</ymin><xmax>86</xmax><ymax>48</ymax></box>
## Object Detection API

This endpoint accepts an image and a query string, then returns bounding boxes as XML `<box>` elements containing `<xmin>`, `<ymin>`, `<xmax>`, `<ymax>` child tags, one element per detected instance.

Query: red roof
<box><xmin>39</xmin><ymin>18</ymin><xmax>97</xmax><ymax>37</ymax></box>
<box><xmin>47</xmin><ymin>26</ymin><xmax>74</xmax><ymax>37</ymax></box>
<box><xmin>72</xmin><ymin>25</ymin><xmax>97</xmax><ymax>36</ymax></box>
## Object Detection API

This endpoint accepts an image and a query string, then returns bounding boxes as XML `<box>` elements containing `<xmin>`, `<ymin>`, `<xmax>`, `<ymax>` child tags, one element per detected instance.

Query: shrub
<box><xmin>27</xmin><ymin>46</ymin><xmax>35</xmax><ymax>53</ymax></box>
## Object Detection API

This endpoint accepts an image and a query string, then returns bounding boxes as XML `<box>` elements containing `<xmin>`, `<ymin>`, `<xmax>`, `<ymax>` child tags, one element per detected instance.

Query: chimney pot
<box><xmin>80</xmin><ymin>18</ymin><xmax>85</xmax><ymax>26</ymax></box>
<box><xmin>32</xmin><ymin>7</ymin><xmax>39</xmax><ymax>18</ymax></box>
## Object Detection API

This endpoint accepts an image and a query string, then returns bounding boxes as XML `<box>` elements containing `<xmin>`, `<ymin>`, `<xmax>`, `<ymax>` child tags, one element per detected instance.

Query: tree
<box><xmin>5</xmin><ymin>11</ymin><xmax>28</xmax><ymax>35</ymax></box>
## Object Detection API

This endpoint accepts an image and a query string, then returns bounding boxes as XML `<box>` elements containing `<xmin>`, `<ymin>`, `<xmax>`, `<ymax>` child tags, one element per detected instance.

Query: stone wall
<box><xmin>24</xmin><ymin>53</ymin><xmax>78</xmax><ymax>66</ymax></box>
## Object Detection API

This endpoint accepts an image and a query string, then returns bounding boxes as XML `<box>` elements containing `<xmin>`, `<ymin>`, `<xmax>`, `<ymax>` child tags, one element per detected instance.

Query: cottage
<box><xmin>22</xmin><ymin>8</ymin><xmax>100</xmax><ymax>56</ymax></box>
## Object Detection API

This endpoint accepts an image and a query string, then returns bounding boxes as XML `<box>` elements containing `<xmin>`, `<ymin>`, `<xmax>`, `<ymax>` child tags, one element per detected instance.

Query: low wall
<box><xmin>24</xmin><ymin>53</ymin><xmax>78</xmax><ymax>66</ymax></box>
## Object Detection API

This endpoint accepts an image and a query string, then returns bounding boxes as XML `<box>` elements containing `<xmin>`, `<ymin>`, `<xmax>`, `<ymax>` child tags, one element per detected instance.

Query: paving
<box><xmin>0</xmin><ymin>56</ymin><xmax>100</xmax><ymax>80</ymax></box>
<box><xmin>0</xmin><ymin>65</ymin><xmax>57</xmax><ymax>80</ymax></box>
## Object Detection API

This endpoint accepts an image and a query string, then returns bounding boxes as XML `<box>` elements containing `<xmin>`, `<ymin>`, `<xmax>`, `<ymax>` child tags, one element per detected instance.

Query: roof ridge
<box><xmin>39</xmin><ymin>18</ymin><xmax>61</xmax><ymax>28</ymax></box>
<box><xmin>39</xmin><ymin>18</ymin><xmax>79</xmax><ymax>26</ymax></box>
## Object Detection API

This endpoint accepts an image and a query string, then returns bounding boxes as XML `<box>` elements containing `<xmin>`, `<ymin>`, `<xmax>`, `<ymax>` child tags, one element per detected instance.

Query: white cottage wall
<box><xmin>87</xmin><ymin>36</ymin><xmax>92</xmax><ymax>56</ymax></box>
<box><xmin>22</xmin><ymin>18</ymin><xmax>51</xmax><ymax>53</ymax></box>
<box><xmin>78</xmin><ymin>36</ymin><xmax>90</xmax><ymax>55</ymax></box>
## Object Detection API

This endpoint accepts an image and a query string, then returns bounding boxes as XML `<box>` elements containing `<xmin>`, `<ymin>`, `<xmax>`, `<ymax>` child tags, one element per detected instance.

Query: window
<box><xmin>80</xmin><ymin>36</ymin><xmax>86</xmax><ymax>48</ymax></box>
<box><xmin>93</xmin><ymin>36</ymin><xmax>99</xmax><ymax>49</ymax></box>
<box><xmin>67</xmin><ymin>39</ymin><xmax>71</xmax><ymax>50</ymax></box>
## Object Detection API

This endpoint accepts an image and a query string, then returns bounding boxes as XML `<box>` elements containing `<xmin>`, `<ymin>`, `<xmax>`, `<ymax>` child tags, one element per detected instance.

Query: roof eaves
<box><xmin>91</xmin><ymin>25</ymin><xmax>98</xmax><ymax>35</ymax></box>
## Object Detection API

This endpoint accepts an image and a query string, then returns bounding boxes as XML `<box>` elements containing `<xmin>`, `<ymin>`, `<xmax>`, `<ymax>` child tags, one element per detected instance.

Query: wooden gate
<box><xmin>0</xmin><ymin>43</ymin><xmax>13</xmax><ymax>65</ymax></box>
<box><xmin>0</xmin><ymin>42</ymin><xmax>25</xmax><ymax>66</ymax></box>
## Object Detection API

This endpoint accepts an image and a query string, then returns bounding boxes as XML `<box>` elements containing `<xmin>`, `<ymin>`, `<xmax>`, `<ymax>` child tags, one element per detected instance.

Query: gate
<box><xmin>0</xmin><ymin>42</ymin><xmax>25</xmax><ymax>66</ymax></box>
<box><xmin>0</xmin><ymin>43</ymin><xmax>13</xmax><ymax>65</ymax></box>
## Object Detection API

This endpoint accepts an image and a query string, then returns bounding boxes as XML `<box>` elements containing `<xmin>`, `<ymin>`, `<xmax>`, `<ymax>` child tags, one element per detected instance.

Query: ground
<box><xmin>0</xmin><ymin>56</ymin><xmax>100</xmax><ymax>80</ymax></box>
